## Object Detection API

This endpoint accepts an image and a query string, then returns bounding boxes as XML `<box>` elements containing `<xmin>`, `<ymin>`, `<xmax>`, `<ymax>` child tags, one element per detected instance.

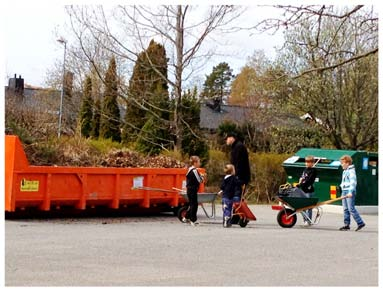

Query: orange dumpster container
<box><xmin>5</xmin><ymin>135</ymin><xmax>205</xmax><ymax>212</ymax></box>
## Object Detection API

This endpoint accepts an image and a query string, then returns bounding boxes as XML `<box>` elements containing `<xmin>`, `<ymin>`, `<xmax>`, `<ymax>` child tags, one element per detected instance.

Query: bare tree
<box><xmin>64</xmin><ymin>5</ymin><xmax>243</xmax><ymax>150</ymax></box>
<box><xmin>257</xmin><ymin>5</ymin><xmax>378</xmax><ymax>150</ymax></box>
<box><xmin>5</xmin><ymin>90</ymin><xmax>61</xmax><ymax>140</ymax></box>
<box><xmin>254</xmin><ymin>5</ymin><xmax>378</xmax><ymax>77</ymax></box>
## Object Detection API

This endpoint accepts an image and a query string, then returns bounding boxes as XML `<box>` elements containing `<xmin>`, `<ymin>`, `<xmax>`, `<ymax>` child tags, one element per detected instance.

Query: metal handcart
<box><xmin>175</xmin><ymin>190</ymin><xmax>218</xmax><ymax>221</ymax></box>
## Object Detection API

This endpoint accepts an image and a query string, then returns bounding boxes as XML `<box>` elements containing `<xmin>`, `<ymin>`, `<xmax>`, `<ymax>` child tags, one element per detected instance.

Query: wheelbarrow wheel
<box><xmin>172</xmin><ymin>206</ymin><xmax>180</xmax><ymax>216</ymax></box>
<box><xmin>277</xmin><ymin>208</ymin><xmax>297</xmax><ymax>228</ymax></box>
<box><xmin>230</xmin><ymin>215</ymin><xmax>240</xmax><ymax>225</ymax></box>
<box><xmin>239</xmin><ymin>218</ymin><xmax>249</xmax><ymax>228</ymax></box>
<box><xmin>177</xmin><ymin>206</ymin><xmax>189</xmax><ymax>222</ymax></box>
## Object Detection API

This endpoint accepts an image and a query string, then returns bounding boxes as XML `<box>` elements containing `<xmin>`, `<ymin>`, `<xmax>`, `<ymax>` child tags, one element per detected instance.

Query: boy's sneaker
<box><xmin>182</xmin><ymin>217</ymin><xmax>189</xmax><ymax>223</ymax></box>
<box><xmin>190</xmin><ymin>221</ymin><xmax>199</xmax><ymax>226</ymax></box>
<box><xmin>355</xmin><ymin>223</ymin><xmax>365</xmax><ymax>231</ymax></box>
<box><xmin>303</xmin><ymin>221</ymin><xmax>311</xmax><ymax>227</ymax></box>
<box><xmin>223</xmin><ymin>216</ymin><xmax>231</xmax><ymax>228</ymax></box>
<box><xmin>339</xmin><ymin>225</ymin><xmax>350</xmax><ymax>231</ymax></box>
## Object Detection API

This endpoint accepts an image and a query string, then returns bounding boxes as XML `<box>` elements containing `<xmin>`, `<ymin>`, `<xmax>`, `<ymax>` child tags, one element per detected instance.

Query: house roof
<box><xmin>199</xmin><ymin>103</ymin><xmax>251</xmax><ymax>130</ymax></box>
<box><xmin>200</xmin><ymin>102</ymin><xmax>308</xmax><ymax>130</ymax></box>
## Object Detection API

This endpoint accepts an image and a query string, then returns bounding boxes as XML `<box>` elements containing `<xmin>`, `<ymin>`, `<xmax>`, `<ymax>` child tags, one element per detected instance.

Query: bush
<box><xmin>23</xmin><ymin>139</ymin><xmax>60</xmax><ymax>166</ymax></box>
<box><xmin>204</xmin><ymin>150</ymin><xmax>228</xmax><ymax>192</ymax></box>
<box><xmin>204</xmin><ymin>150</ymin><xmax>289</xmax><ymax>203</ymax></box>
<box><xmin>88</xmin><ymin>138</ymin><xmax>124</xmax><ymax>154</ymax></box>
<box><xmin>5</xmin><ymin>94</ymin><xmax>58</xmax><ymax>143</ymax></box>
<box><xmin>247</xmin><ymin>152</ymin><xmax>290</xmax><ymax>203</ymax></box>
<box><xmin>23</xmin><ymin>136</ymin><xmax>105</xmax><ymax>166</ymax></box>
<box><xmin>181</xmin><ymin>133</ymin><xmax>210</xmax><ymax>167</ymax></box>
<box><xmin>269</xmin><ymin>126</ymin><xmax>325</xmax><ymax>153</ymax></box>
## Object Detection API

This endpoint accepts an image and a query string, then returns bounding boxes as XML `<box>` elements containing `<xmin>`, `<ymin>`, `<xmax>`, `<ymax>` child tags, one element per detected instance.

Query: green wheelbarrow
<box><xmin>271</xmin><ymin>194</ymin><xmax>350</xmax><ymax>228</ymax></box>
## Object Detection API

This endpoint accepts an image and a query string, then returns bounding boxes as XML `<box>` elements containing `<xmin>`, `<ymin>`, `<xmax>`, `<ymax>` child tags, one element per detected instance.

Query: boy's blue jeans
<box><xmin>342</xmin><ymin>191</ymin><xmax>364</xmax><ymax>226</ymax></box>
<box><xmin>303</xmin><ymin>191</ymin><xmax>314</xmax><ymax>221</ymax></box>
<box><xmin>222</xmin><ymin>198</ymin><xmax>233</xmax><ymax>219</ymax></box>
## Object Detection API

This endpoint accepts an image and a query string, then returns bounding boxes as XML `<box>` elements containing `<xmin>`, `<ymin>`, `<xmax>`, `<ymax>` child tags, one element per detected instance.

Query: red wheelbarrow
<box><xmin>231</xmin><ymin>198</ymin><xmax>257</xmax><ymax>227</ymax></box>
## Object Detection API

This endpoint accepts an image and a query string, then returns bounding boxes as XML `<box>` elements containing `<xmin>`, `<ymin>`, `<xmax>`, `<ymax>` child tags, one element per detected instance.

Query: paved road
<box><xmin>5</xmin><ymin>205</ymin><xmax>378</xmax><ymax>286</ymax></box>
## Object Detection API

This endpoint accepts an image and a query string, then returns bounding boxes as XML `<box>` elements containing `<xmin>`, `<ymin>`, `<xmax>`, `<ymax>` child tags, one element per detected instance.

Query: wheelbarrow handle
<box><xmin>296</xmin><ymin>195</ymin><xmax>350</xmax><ymax>213</ymax></box>
<box><xmin>317</xmin><ymin>195</ymin><xmax>350</xmax><ymax>206</ymax></box>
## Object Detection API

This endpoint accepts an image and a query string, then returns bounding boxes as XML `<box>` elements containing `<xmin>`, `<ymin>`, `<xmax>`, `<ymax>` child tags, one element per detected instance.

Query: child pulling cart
<box><xmin>176</xmin><ymin>190</ymin><xmax>256</xmax><ymax>228</ymax></box>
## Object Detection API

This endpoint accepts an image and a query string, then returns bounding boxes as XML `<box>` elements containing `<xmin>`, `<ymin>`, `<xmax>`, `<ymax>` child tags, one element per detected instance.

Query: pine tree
<box><xmin>123</xmin><ymin>39</ymin><xmax>170</xmax><ymax>152</ymax></box>
<box><xmin>201</xmin><ymin>62</ymin><xmax>234</xmax><ymax>105</ymax></box>
<box><xmin>78</xmin><ymin>75</ymin><xmax>93</xmax><ymax>138</ymax></box>
<box><xmin>180</xmin><ymin>87</ymin><xmax>209</xmax><ymax>165</ymax></box>
<box><xmin>91</xmin><ymin>98</ymin><xmax>101</xmax><ymax>138</ymax></box>
<box><xmin>100</xmin><ymin>57</ymin><xmax>121</xmax><ymax>142</ymax></box>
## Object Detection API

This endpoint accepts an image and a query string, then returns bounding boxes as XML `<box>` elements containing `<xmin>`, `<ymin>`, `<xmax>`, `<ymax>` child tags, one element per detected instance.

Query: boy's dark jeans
<box><xmin>186</xmin><ymin>187</ymin><xmax>198</xmax><ymax>222</ymax></box>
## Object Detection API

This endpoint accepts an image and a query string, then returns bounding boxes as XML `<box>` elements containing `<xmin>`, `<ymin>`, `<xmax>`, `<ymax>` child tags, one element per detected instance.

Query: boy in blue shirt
<box><xmin>339</xmin><ymin>155</ymin><xmax>365</xmax><ymax>231</ymax></box>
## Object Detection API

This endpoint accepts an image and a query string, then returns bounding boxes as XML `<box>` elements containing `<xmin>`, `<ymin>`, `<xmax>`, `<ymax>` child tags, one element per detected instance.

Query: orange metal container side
<box><xmin>5</xmin><ymin>135</ymin><xmax>30</xmax><ymax>211</ymax></box>
<box><xmin>5</xmin><ymin>135</ymin><xmax>205</xmax><ymax>212</ymax></box>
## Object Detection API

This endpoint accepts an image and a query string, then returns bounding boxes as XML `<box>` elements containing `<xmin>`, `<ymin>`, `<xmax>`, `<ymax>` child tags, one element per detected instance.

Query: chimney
<box><xmin>15</xmin><ymin>75</ymin><xmax>24</xmax><ymax>94</ymax></box>
<box><xmin>8</xmin><ymin>75</ymin><xmax>15</xmax><ymax>89</ymax></box>
<box><xmin>213</xmin><ymin>98</ymin><xmax>221</xmax><ymax>112</ymax></box>
<box><xmin>7</xmin><ymin>74</ymin><xmax>24</xmax><ymax>96</ymax></box>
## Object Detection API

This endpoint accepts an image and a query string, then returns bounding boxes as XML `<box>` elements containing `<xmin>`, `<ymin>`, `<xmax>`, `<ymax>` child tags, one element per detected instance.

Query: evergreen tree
<box><xmin>78</xmin><ymin>75</ymin><xmax>93</xmax><ymax>138</ymax></box>
<box><xmin>91</xmin><ymin>98</ymin><xmax>101</xmax><ymax>138</ymax></box>
<box><xmin>201</xmin><ymin>62</ymin><xmax>234</xmax><ymax>105</ymax></box>
<box><xmin>123</xmin><ymin>39</ymin><xmax>170</xmax><ymax>151</ymax></box>
<box><xmin>180</xmin><ymin>87</ymin><xmax>209</xmax><ymax>165</ymax></box>
<box><xmin>100</xmin><ymin>56</ymin><xmax>121</xmax><ymax>142</ymax></box>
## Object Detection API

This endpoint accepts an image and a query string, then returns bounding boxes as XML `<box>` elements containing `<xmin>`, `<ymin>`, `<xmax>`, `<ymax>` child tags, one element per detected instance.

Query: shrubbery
<box><xmin>203</xmin><ymin>150</ymin><xmax>228</xmax><ymax>192</ymax></box>
<box><xmin>24</xmin><ymin>136</ymin><xmax>106</xmax><ymax>166</ymax></box>
<box><xmin>204</xmin><ymin>149</ymin><xmax>290</xmax><ymax>203</ymax></box>
<box><xmin>269</xmin><ymin>126</ymin><xmax>325</xmax><ymax>153</ymax></box>
<box><xmin>247</xmin><ymin>152</ymin><xmax>290</xmax><ymax>203</ymax></box>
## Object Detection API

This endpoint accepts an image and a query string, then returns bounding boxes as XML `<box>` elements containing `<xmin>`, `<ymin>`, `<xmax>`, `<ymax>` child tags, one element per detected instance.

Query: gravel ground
<box><xmin>5</xmin><ymin>204</ymin><xmax>378</xmax><ymax>286</ymax></box>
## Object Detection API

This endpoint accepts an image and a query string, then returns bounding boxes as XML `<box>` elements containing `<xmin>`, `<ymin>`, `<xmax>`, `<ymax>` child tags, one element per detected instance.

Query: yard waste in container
<box><xmin>5</xmin><ymin>135</ymin><xmax>205</xmax><ymax>214</ymax></box>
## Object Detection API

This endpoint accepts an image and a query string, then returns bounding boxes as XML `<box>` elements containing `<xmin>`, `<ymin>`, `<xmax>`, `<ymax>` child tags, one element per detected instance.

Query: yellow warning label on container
<box><xmin>20</xmin><ymin>179</ymin><xmax>39</xmax><ymax>192</ymax></box>
<box><xmin>330</xmin><ymin>185</ymin><xmax>337</xmax><ymax>199</ymax></box>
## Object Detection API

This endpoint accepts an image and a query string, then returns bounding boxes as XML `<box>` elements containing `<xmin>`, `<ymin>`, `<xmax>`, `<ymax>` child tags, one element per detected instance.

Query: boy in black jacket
<box><xmin>218</xmin><ymin>164</ymin><xmax>242</xmax><ymax>228</ymax></box>
<box><xmin>184</xmin><ymin>156</ymin><xmax>205</xmax><ymax>226</ymax></box>
<box><xmin>297</xmin><ymin>155</ymin><xmax>317</xmax><ymax>226</ymax></box>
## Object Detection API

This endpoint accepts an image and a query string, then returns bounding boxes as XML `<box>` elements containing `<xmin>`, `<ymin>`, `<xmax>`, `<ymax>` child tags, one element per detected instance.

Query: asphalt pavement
<box><xmin>5</xmin><ymin>204</ymin><xmax>379</xmax><ymax>286</ymax></box>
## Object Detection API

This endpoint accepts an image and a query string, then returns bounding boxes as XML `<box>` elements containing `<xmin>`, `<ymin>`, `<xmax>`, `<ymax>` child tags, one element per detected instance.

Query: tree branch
<box><xmin>292</xmin><ymin>48</ymin><xmax>378</xmax><ymax>79</ymax></box>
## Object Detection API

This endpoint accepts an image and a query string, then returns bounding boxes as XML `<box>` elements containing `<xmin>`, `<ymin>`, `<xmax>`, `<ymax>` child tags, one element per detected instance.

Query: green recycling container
<box><xmin>282</xmin><ymin>148</ymin><xmax>378</xmax><ymax>206</ymax></box>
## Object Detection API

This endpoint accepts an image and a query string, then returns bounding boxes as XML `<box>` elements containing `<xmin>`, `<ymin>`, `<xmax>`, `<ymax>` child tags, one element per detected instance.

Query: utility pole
<box><xmin>57</xmin><ymin>37</ymin><xmax>67</xmax><ymax>138</ymax></box>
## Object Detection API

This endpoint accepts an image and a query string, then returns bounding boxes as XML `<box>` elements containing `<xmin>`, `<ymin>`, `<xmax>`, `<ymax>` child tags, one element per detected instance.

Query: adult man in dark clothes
<box><xmin>226</xmin><ymin>132</ymin><xmax>251</xmax><ymax>225</ymax></box>
<box><xmin>226</xmin><ymin>132</ymin><xmax>251</xmax><ymax>189</ymax></box>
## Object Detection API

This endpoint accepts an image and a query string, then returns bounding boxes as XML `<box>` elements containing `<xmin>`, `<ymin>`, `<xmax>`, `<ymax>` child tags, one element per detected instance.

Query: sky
<box><xmin>2</xmin><ymin>3</ymin><xmax>68</xmax><ymax>87</ymax></box>
<box><xmin>1</xmin><ymin>2</ymin><xmax>285</xmax><ymax>88</ymax></box>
